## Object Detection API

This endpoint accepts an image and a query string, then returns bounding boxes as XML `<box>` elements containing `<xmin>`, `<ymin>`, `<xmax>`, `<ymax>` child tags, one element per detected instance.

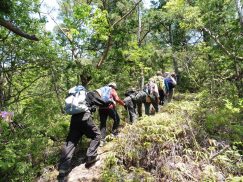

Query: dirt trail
<box><xmin>66</xmin><ymin>142</ymin><xmax>114</xmax><ymax>182</ymax></box>
<box><xmin>37</xmin><ymin>141</ymin><xmax>115</xmax><ymax>182</ymax></box>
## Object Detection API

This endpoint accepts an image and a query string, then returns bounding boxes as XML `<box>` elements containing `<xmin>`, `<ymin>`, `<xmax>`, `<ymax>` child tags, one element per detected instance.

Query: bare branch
<box><xmin>139</xmin><ymin>28</ymin><xmax>150</xmax><ymax>46</ymax></box>
<box><xmin>41</xmin><ymin>12</ymin><xmax>73</xmax><ymax>44</ymax></box>
<box><xmin>96</xmin><ymin>0</ymin><xmax>142</xmax><ymax>68</ymax></box>
<box><xmin>112</xmin><ymin>0</ymin><xmax>142</xmax><ymax>28</ymax></box>
<box><xmin>96</xmin><ymin>35</ymin><xmax>112</xmax><ymax>68</ymax></box>
<box><xmin>0</xmin><ymin>19</ymin><xmax>39</xmax><ymax>41</ymax></box>
<box><xmin>209</xmin><ymin>145</ymin><xmax>230</xmax><ymax>162</ymax></box>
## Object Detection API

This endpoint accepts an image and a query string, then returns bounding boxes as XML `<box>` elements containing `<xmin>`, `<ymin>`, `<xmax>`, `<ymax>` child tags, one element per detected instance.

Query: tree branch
<box><xmin>112</xmin><ymin>0</ymin><xmax>142</xmax><ymax>28</ymax></box>
<box><xmin>0</xmin><ymin>19</ymin><xmax>39</xmax><ymax>41</ymax></box>
<box><xmin>203</xmin><ymin>27</ymin><xmax>243</xmax><ymax>61</ymax></box>
<box><xmin>139</xmin><ymin>28</ymin><xmax>151</xmax><ymax>46</ymax></box>
<box><xmin>96</xmin><ymin>35</ymin><xmax>112</xmax><ymax>68</ymax></box>
<box><xmin>41</xmin><ymin>12</ymin><xmax>73</xmax><ymax>44</ymax></box>
<box><xmin>96</xmin><ymin>0</ymin><xmax>142</xmax><ymax>68</ymax></box>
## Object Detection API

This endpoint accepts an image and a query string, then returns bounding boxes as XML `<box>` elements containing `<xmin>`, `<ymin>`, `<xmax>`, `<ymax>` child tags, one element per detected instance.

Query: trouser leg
<box><xmin>58</xmin><ymin>141</ymin><xmax>76</xmax><ymax>174</ymax></box>
<box><xmin>129</xmin><ymin>108</ymin><xmax>137</xmax><ymax>123</ymax></box>
<box><xmin>167</xmin><ymin>89</ymin><xmax>173</xmax><ymax>103</ymax></box>
<box><xmin>159</xmin><ymin>90</ymin><xmax>165</xmax><ymax>105</ymax></box>
<box><xmin>124</xmin><ymin>96</ymin><xmax>137</xmax><ymax>123</ymax></box>
<box><xmin>151</xmin><ymin>97</ymin><xmax>159</xmax><ymax>113</ymax></box>
<box><xmin>137</xmin><ymin>102</ymin><xmax>143</xmax><ymax>117</ymax></box>
<box><xmin>58</xmin><ymin>118</ymin><xmax>82</xmax><ymax>174</ymax></box>
<box><xmin>84</xmin><ymin>117</ymin><xmax>101</xmax><ymax>157</ymax></box>
<box><xmin>109</xmin><ymin>109</ymin><xmax>120</xmax><ymax>133</ymax></box>
<box><xmin>144</xmin><ymin>102</ymin><xmax>150</xmax><ymax>115</ymax></box>
<box><xmin>99</xmin><ymin>109</ymin><xmax>108</xmax><ymax>141</ymax></box>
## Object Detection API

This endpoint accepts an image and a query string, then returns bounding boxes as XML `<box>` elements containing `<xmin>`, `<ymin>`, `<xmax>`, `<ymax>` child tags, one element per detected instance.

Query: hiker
<box><xmin>144</xmin><ymin>78</ymin><xmax>159</xmax><ymax>115</ymax></box>
<box><xmin>57</xmin><ymin>86</ymin><xmax>108</xmax><ymax>181</ymax></box>
<box><xmin>133</xmin><ymin>90</ymin><xmax>147</xmax><ymax>117</ymax></box>
<box><xmin>96</xmin><ymin>82</ymin><xmax>125</xmax><ymax>146</ymax></box>
<box><xmin>153</xmin><ymin>71</ymin><xmax>166</xmax><ymax>105</ymax></box>
<box><xmin>164</xmin><ymin>72</ymin><xmax>177</xmax><ymax>103</ymax></box>
<box><xmin>123</xmin><ymin>88</ymin><xmax>137</xmax><ymax>123</ymax></box>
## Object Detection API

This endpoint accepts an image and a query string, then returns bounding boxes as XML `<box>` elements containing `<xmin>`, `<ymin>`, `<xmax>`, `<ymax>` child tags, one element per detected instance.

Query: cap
<box><xmin>108</xmin><ymin>82</ymin><xmax>117</xmax><ymax>89</ymax></box>
<box><xmin>149</xmin><ymin>77</ymin><xmax>154</xmax><ymax>82</ymax></box>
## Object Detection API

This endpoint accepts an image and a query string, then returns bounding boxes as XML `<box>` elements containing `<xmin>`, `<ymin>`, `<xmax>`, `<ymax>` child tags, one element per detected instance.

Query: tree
<box><xmin>0</xmin><ymin>0</ymin><xmax>39</xmax><ymax>40</ymax></box>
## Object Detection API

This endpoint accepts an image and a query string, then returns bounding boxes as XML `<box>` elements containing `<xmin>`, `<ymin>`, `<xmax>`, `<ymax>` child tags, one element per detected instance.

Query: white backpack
<box><xmin>64</xmin><ymin>85</ymin><xmax>89</xmax><ymax>115</ymax></box>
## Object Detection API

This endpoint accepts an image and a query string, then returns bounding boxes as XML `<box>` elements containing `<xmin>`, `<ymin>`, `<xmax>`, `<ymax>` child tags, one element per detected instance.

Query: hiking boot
<box><xmin>99</xmin><ymin>140</ymin><xmax>106</xmax><ymax>147</ymax></box>
<box><xmin>110</xmin><ymin>133</ymin><xmax>117</xmax><ymax>138</ymax></box>
<box><xmin>57</xmin><ymin>173</ymin><xmax>68</xmax><ymax>182</ymax></box>
<box><xmin>111</xmin><ymin>129</ymin><xmax>119</xmax><ymax>137</ymax></box>
<box><xmin>85</xmin><ymin>155</ymin><xmax>100</xmax><ymax>168</ymax></box>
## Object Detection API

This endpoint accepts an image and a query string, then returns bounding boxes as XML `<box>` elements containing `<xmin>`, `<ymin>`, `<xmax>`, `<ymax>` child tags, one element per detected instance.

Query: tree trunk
<box><xmin>235</xmin><ymin>0</ymin><xmax>243</xmax><ymax>30</ymax></box>
<box><xmin>169</xmin><ymin>24</ymin><xmax>179</xmax><ymax>75</ymax></box>
<box><xmin>0</xmin><ymin>68</ymin><xmax>3</xmax><ymax>109</ymax></box>
<box><xmin>137</xmin><ymin>2</ymin><xmax>142</xmax><ymax>46</ymax></box>
<box><xmin>137</xmin><ymin>1</ymin><xmax>144</xmax><ymax>90</ymax></box>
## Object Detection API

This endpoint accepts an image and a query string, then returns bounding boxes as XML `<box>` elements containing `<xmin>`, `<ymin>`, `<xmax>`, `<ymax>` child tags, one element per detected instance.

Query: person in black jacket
<box><xmin>124</xmin><ymin>88</ymin><xmax>147</xmax><ymax>119</ymax></box>
<box><xmin>123</xmin><ymin>88</ymin><xmax>137</xmax><ymax>123</ymax></box>
<box><xmin>57</xmin><ymin>90</ymin><xmax>107</xmax><ymax>182</ymax></box>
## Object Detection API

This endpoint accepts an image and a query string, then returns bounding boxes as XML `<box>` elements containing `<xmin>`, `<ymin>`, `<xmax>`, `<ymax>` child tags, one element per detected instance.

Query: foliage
<box><xmin>0</xmin><ymin>0</ymin><xmax>243</xmax><ymax>180</ymax></box>
<box><xmin>102</xmin><ymin>100</ymin><xmax>242</xmax><ymax>181</ymax></box>
<box><xmin>196</xmin><ymin>87</ymin><xmax>243</xmax><ymax>142</ymax></box>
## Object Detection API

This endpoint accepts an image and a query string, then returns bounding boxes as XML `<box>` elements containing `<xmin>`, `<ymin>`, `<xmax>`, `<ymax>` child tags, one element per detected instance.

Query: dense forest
<box><xmin>0</xmin><ymin>0</ymin><xmax>242</xmax><ymax>181</ymax></box>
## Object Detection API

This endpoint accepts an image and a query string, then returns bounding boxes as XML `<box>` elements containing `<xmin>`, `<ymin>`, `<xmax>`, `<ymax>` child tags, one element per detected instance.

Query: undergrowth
<box><xmin>102</xmin><ymin>100</ymin><xmax>243</xmax><ymax>182</ymax></box>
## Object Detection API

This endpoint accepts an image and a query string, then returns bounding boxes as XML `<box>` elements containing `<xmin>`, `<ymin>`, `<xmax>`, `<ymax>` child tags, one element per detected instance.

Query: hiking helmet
<box><xmin>108</xmin><ymin>82</ymin><xmax>117</xmax><ymax>89</ymax></box>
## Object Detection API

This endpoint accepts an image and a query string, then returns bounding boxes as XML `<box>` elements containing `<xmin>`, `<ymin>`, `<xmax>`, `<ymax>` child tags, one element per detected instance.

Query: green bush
<box><xmin>102</xmin><ymin>100</ymin><xmax>242</xmax><ymax>181</ymax></box>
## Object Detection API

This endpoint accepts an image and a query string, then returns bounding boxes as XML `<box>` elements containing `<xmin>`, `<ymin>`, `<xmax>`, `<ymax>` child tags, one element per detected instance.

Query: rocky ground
<box><xmin>37</xmin><ymin>140</ymin><xmax>115</xmax><ymax>182</ymax></box>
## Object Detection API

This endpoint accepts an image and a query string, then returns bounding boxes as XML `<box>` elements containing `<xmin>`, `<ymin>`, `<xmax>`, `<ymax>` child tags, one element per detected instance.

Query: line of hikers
<box><xmin>57</xmin><ymin>71</ymin><xmax>177</xmax><ymax>182</ymax></box>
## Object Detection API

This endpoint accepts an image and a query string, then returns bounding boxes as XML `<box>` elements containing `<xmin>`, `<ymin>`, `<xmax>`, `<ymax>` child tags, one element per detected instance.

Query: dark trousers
<box><xmin>167</xmin><ymin>89</ymin><xmax>174</xmax><ymax>103</ymax></box>
<box><xmin>124</xmin><ymin>96</ymin><xmax>137</xmax><ymax>123</ymax></box>
<box><xmin>99</xmin><ymin>108</ymin><xmax>120</xmax><ymax>140</ymax></box>
<box><xmin>135</xmin><ymin>91</ymin><xmax>147</xmax><ymax>117</ymax></box>
<box><xmin>144</xmin><ymin>97</ymin><xmax>159</xmax><ymax>115</ymax></box>
<box><xmin>58</xmin><ymin>113</ymin><xmax>100</xmax><ymax>174</ymax></box>
<box><xmin>137</xmin><ymin>102</ymin><xmax>143</xmax><ymax>117</ymax></box>
<box><xmin>158</xmin><ymin>89</ymin><xmax>165</xmax><ymax>105</ymax></box>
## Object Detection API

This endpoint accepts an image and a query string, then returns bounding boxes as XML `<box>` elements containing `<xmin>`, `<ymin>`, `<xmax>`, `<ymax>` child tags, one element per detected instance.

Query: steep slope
<box><xmin>38</xmin><ymin>98</ymin><xmax>242</xmax><ymax>181</ymax></box>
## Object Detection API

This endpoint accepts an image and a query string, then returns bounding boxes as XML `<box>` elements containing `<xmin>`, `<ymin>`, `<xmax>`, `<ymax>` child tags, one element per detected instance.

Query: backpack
<box><xmin>99</xmin><ymin>86</ymin><xmax>112</xmax><ymax>102</ymax></box>
<box><xmin>135</xmin><ymin>91</ymin><xmax>147</xmax><ymax>103</ymax></box>
<box><xmin>153</xmin><ymin>76</ymin><xmax>164</xmax><ymax>90</ymax></box>
<box><xmin>144</xmin><ymin>82</ymin><xmax>157</xmax><ymax>101</ymax></box>
<box><xmin>64</xmin><ymin>85</ymin><xmax>89</xmax><ymax>115</ymax></box>
<box><xmin>165</xmin><ymin>77</ymin><xmax>177</xmax><ymax>89</ymax></box>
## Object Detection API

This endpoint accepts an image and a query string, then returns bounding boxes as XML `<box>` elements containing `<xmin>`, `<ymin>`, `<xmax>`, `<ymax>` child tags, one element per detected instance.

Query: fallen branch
<box><xmin>209</xmin><ymin>145</ymin><xmax>230</xmax><ymax>162</ymax></box>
